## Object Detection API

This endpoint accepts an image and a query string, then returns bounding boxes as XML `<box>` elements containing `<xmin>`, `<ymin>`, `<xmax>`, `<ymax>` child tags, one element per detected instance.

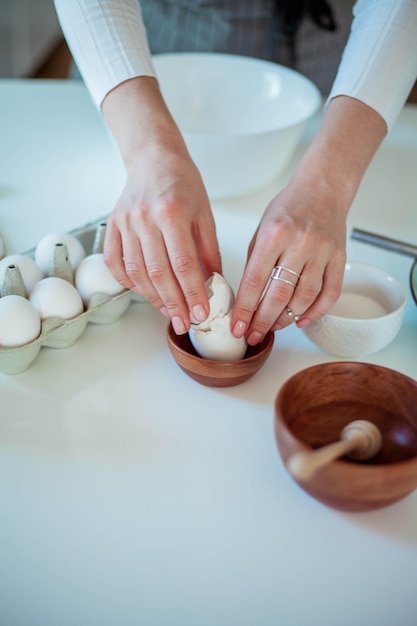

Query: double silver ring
<box><xmin>269</xmin><ymin>265</ymin><xmax>301</xmax><ymax>289</ymax></box>
<box><xmin>286</xmin><ymin>307</ymin><xmax>300</xmax><ymax>322</ymax></box>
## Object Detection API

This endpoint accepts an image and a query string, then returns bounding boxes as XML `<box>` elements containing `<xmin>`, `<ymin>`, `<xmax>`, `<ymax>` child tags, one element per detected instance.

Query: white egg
<box><xmin>189</xmin><ymin>272</ymin><xmax>247</xmax><ymax>361</ymax></box>
<box><xmin>0</xmin><ymin>254</ymin><xmax>43</xmax><ymax>294</ymax></box>
<box><xmin>35</xmin><ymin>232</ymin><xmax>86</xmax><ymax>276</ymax></box>
<box><xmin>190</xmin><ymin>312</ymin><xmax>247</xmax><ymax>361</ymax></box>
<box><xmin>0</xmin><ymin>294</ymin><xmax>41</xmax><ymax>347</ymax></box>
<box><xmin>75</xmin><ymin>253</ymin><xmax>125</xmax><ymax>305</ymax></box>
<box><xmin>29</xmin><ymin>276</ymin><xmax>84</xmax><ymax>320</ymax></box>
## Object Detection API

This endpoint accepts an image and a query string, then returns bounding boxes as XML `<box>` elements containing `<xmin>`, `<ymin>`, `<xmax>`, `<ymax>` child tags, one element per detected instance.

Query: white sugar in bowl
<box><xmin>302</xmin><ymin>262</ymin><xmax>407</xmax><ymax>358</ymax></box>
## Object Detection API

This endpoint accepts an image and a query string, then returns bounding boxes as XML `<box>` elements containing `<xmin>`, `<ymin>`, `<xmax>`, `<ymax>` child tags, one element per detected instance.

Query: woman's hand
<box><xmin>231</xmin><ymin>175</ymin><xmax>347</xmax><ymax>345</ymax></box>
<box><xmin>102</xmin><ymin>76</ymin><xmax>222</xmax><ymax>335</ymax></box>
<box><xmin>231</xmin><ymin>96</ymin><xmax>388</xmax><ymax>345</ymax></box>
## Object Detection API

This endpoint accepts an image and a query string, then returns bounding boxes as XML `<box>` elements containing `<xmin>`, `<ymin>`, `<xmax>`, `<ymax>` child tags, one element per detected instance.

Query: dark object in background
<box><xmin>271</xmin><ymin>0</ymin><xmax>337</xmax><ymax>64</ymax></box>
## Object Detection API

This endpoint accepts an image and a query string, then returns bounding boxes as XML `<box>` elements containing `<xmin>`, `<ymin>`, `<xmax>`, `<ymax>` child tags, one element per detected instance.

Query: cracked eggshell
<box><xmin>206</xmin><ymin>272</ymin><xmax>235</xmax><ymax>319</ymax></box>
<box><xmin>189</xmin><ymin>272</ymin><xmax>247</xmax><ymax>361</ymax></box>
<box><xmin>0</xmin><ymin>254</ymin><xmax>43</xmax><ymax>294</ymax></box>
<box><xmin>29</xmin><ymin>276</ymin><xmax>84</xmax><ymax>320</ymax></box>
<box><xmin>190</xmin><ymin>272</ymin><xmax>235</xmax><ymax>327</ymax></box>
<box><xmin>189</xmin><ymin>312</ymin><xmax>247</xmax><ymax>361</ymax></box>
<box><xmin>35</xmin><ymin>232</ymin><xmax>86</xmax><ymax>276</ymax></box>
<box><xmin>0</xmin><ymin>294</ymin><xmax>42</xmax><ymax>347</ymax></box>
<box><xmin>75</xmin><ymin>253</ymin><xmax>125</xmax><ymax>306</ymax></box>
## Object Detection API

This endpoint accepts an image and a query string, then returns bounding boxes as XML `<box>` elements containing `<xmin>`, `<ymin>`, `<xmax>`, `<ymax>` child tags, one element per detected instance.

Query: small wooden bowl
<box><xmin>166</xmin><ymin>324</ymin><xmax>274</xmax><ymax>387</ymax></box>
<box><xmin>275</xmin><ymin>362</ymin><xmax>417</xmax><ymax>511</ymax></box>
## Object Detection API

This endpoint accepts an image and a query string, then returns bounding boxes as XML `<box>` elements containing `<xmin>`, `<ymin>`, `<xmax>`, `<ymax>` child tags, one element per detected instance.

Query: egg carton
<box><xmin>0</xmin><ymin>216</ymin><xmax>146</xmax><ymax>375</ymax></box>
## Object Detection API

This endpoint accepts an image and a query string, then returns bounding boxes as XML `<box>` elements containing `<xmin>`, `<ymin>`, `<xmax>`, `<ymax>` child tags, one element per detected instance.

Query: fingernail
<box><xmin>296</xmin><ymin>318</ymin><xmax>311</xmax><ymax>328</ymax></box>
<box><xmin>160</xmin><ymin>306</ymin><xmax>169</xmax><ymax>319</ymax></box>
<box><xmin>271</xmin><ymin>323</ymin><xmax>283</xmax><ymax>332</ymax></box>
<box><xmin>192</xmin><ymin>304</ymin><xmax>207</xmax><ymax>323</ymax></box>
<box><xmin>172</xmin><ymin>316</ymin><xmax>187</xmax><ymax>335</ymax></box>
<box><xmin>232</xmin><ymin>320</ymin><xmax>247</xmax><ymax>337</ymax></box>
<box><xmin>247</xmin><ymin>331</ymin><xmax>263</xmax><ymax>346</ymax></box>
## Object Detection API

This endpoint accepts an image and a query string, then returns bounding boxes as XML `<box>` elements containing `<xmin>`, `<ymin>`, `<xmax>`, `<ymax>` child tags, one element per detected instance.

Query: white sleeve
<box><xmin>54</xmin><ymin>0</ymin><xmax>155</xmax><ymax>108</ymax></box>
<box><xmin>327</xmin><ymin>0</ymin><xmax>417</xmax><ymax>130</ymax></box>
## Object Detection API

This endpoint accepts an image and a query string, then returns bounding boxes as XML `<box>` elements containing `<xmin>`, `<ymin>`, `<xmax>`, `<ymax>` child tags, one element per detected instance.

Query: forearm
<box><xmin>292</xmin><ymin>95</ymin><xmax>388</xmax><ymax>214</ymax></box>
<box><xmin>101</xmin><ymin>76</ymin><xmax>190</xmax><ymax>171</ymax></box>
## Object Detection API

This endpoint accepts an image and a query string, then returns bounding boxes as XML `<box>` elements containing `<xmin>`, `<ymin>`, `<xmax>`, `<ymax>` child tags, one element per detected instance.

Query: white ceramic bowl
<box><xmin>152</xmin><ymin>52</ymin><xmax>321</xmax><ymax>199</ymax></box>
<box><xmin>302</xmin><ymin>262</ymin><xmax>407</xmax><ymax>358</ymax></box>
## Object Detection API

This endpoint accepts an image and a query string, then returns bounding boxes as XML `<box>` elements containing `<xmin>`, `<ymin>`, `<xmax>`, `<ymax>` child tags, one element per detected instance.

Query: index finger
<box><xmin>231</xmin><ymin>238</ymin><xmax>281</xmax><ymax>338</ymax></box>
<box><xmin>161</xmin><ymin>219</ymin><xmax>214</xmax><ymax>323</ymax></box>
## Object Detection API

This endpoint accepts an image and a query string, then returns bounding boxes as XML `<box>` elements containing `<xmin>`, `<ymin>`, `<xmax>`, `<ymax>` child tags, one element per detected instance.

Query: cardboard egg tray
<box><xmin>0</xmin><ymin>216</ymin><xmax>146</xmax><ymax>375</ymax></box>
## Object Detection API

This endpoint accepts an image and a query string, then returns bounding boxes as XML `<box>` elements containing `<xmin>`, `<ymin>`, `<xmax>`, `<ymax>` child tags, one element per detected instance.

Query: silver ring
<box><xmin>270</xmin><ymin>266</ymin><xmax>301</xmax><ymax>281</ymax></box>
<box><xmin>286</xmin><ymin>308</ymin><xmax>300</xmax><ymax>322</ymax></box>
<box><xmin>258</xmin><ymin>265</ymin><xmax>301</xmax><ymax>307</ymax></box>
<box><xmin>272</xmin><ymin>276</ymin><xmax>297</xmax><ymax>288</ymax></box>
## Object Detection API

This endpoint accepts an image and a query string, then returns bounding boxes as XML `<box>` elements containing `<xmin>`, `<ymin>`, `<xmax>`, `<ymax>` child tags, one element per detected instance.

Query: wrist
<box><xmin>292</xmin><ymin>96</ymin><xmax>387</xmax><ymax>211</ymax></box>
<box><xmin>102</xmin><ymin>76</ymin><xmax>189</xmax><ymax>169</ymax></box>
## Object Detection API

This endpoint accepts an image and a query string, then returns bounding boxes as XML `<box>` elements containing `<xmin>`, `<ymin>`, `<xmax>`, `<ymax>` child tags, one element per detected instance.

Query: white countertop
<box><xmin>1</xmin><ymin>79</ymin><xmax>417</xmax><ymax>626</ymax></box>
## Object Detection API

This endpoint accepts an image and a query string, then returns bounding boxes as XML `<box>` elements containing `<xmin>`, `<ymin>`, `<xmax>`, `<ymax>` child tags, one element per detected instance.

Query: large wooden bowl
<box><xmin>167</xmin><ymin>324</ymin><xmax>274</xmax><ymax>387</ymax></box>
<box><xmin>275</xmin><ymin>362</ymin><xmax>417</xmax><ymax>511</ymax></box>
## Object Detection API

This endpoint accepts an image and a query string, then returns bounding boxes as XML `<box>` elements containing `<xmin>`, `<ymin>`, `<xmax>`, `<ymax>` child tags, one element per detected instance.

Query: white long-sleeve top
<box><xmin>327</xmin><ymin>0</ymin><xmax>417</xmax><ymax>128</ymax></box>
<box><xmin>54</xmin><ymin>0</ymin><xmax>417</xmax><ymax>130</ymax></box>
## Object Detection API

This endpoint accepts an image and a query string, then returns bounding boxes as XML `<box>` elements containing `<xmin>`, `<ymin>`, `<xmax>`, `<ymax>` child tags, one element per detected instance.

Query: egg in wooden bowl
<box><xmin>166</xmin><ymin>323</ymin><xmax>274</xmax><ymax>387</ymax></box>
<box><xmin>166</xmin><ymin>273</ymin><xmax>274</xmax><ymax>387</ymax></box>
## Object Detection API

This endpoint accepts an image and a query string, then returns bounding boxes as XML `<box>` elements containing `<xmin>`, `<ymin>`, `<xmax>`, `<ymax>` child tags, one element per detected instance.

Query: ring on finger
<box><xmin>271</xmin><ymin>276</ymin><xmax>297</xmax><ymax>288</ymax></box>
<box><xmin>286</xmin><ymin>307</ymin><xmax>300</xmax><ymax>322</ymax></box>
<box><xmin>269</xmin><ymin>266</ymin><xmax>301</xmax><ymax>289</ymax></box>
<box><xmin>270</xmin><ymin>265</ymin><xmax>301</xmax><ymax>280</ymax></box>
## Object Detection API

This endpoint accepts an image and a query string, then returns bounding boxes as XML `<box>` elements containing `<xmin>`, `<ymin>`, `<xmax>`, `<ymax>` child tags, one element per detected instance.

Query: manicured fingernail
<box><xmin>233</xmin><ymin>320</ymin><xmax>247</xmax><ymax>337</ymax></box>
<box><xmin>247</xmin><ymin>331</ymin><xmax>263</xmax><ymax>346</ymax></box>
<box><xmin>271</xmin><ymin>324</ymin><xmax>283</xmax><ymax>332</ymax></box>
<box><xmin>296</xmin><ymin>318</ymin><xmax>311</xmax><ymax>328</ymax></box>
<box><xmin>172</xmin><ymin>316</ymin><xmax>187</xmax><ymax>335</ymax></box>
<box><xmin>160</xmin><ymin>306</ymin><xmax>169</xmax><ymax>319</ymax></box>
<box><xmin>192</xmin><ymin>304</ymin><xmax>207</xmax><ymax>323</ymax></box>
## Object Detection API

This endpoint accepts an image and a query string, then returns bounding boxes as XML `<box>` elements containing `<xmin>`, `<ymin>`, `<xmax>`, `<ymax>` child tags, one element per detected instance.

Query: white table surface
<box><xmin>1</xmin><ymin>79</ymin><xmax>417</xmax><ymax>626</ymax></box>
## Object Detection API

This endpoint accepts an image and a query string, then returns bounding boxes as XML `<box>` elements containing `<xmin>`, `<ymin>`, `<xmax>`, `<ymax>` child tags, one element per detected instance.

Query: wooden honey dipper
<box><xmin>287</xmin><ymin>420</ymin><xmax>383</xmax><ymax>482</ymax></box>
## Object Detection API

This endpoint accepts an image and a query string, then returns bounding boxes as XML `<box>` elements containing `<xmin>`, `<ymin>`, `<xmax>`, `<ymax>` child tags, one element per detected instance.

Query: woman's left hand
<box><xmin>231</xmin><ymin>95</ymin><xmax>387</xmax><ymax>346</ymax></box>
<box><xmin>230</xmin><ymin>175</ymin><xmax>347</xmax><ymax>346</ymax></box>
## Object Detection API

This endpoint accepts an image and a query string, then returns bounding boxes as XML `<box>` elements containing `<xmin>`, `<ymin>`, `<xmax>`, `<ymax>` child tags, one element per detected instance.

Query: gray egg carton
<box><xmin>0</xmin><ymin>216</ymin><xmax>145</xmax><ymax>375</ymax></box>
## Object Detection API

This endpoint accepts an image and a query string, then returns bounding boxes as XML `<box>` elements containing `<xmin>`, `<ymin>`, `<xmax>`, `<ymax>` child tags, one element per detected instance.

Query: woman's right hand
<box><xmin>101</xmin><ymin>76</ymin><xmax>222</xmax><ymax>335</ymax></box>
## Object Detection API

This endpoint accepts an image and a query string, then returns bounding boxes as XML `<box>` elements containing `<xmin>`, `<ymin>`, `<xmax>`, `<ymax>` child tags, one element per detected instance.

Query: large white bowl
<box><xmin>302</xmin><ymin>262</ymin><xmax>407</xmax><ymax>358</ymax></box>
<box><xmin>153</xmin><ymin>53</ymin><xmax>321</xmax><ymax>199</ymax></box>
